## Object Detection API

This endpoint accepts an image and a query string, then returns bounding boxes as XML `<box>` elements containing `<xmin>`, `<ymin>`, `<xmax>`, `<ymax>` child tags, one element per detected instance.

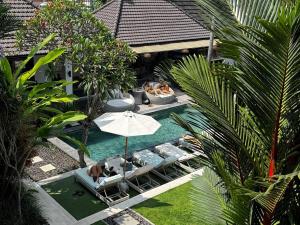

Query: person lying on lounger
<box><xmin>88</xmin><ymin>165</ymin><xmax>104</xmax><ymax>182</ymax></box>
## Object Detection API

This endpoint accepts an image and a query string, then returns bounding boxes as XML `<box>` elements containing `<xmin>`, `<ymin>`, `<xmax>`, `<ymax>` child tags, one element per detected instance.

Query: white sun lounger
<box><xmin>154</xmin><ymin>143</ymin><xmax>197</xmax><ymax>161</ymax></box>
<box><xmin>132</xmin><ymin>149</ymin><xmax>184</xmax><ymax>181</ymax></box>
<box><xmin>104</xmin><ymin>156</ymin><xmax>159</xmax><ymax>193</ymax></box>
<box><xmin>105</xmin><ymin>156</ymin><xmax>138</xmax><ymax>177</ymax></box>
<box><xmin>75</xmin><ymin>167</ymin><xmax>129</xmax><ymax>206</ymax></box>
<box><xmin>154</xmin><ymin>143</ymin><xmax>201</xmax><ymax>172</ymax></box>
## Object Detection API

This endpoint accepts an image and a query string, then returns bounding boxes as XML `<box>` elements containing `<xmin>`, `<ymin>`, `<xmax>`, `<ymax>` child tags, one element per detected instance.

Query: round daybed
<box><xmin>143</xmin><ymin>82</ymin><xmax>176</xmax><ymax>105</ymax></box>
<box><xmin>104</xmin><ymin>92</ymin><xmax>135</xmax><ymax>112</ymax></box>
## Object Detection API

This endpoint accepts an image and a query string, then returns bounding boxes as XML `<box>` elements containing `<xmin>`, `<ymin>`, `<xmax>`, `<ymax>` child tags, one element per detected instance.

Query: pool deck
<box><xmin>48</xmin><ymin>91</ymin><xmax>191</xmax><ymax>167</ymax></box>
<box><xmin>29</xmin><ymin>168</ymin><xmax>203</xmax><ymax>225</ymax></box>
<box><xmin>136</xmin><ymin>89</ymin><xmax>191</xmax><ymax>114</ymax></box>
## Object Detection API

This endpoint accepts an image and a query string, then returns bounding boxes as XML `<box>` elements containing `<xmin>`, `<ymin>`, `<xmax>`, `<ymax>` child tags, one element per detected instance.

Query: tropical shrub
<box><xmin>0</xmin><ymin>2</ymin><xmax>20</xmax><ymax>39</ymax></box>
<box><xmin>0</xmin><ymin>35</ymin><xmax>87</xmax><ymax>224</ymax></box>
<box><xmin>17</xmin><ymin>0</ymin><xmax>136</xmax><ymax>166</ymax></box>
<box><xmin>171</xmin><ymin>0</ymin><xmax>300</xmax><ymax>224</ymax></box>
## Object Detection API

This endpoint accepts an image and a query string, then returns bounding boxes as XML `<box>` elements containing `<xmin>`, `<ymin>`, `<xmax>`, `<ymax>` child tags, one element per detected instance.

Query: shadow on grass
<box><xmin>133</xmin><ymin>198</ymin><xmax>172</xmax><ymax>209</ymax></box>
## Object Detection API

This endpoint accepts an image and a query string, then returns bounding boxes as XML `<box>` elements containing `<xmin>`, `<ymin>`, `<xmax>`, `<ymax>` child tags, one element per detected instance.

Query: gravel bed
<box><xmin>25</xmin><ymin>143</ymin><xmax>80</xmax><ymax>181</ymax></box>
<box><xmin>103</xmin><ymin>209</ymin><xmax>154</xmax><ymax>225</ymax></box>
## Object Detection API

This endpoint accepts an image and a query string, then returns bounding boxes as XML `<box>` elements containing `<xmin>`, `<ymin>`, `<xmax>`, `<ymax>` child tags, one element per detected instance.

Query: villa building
<box><xmin>1</xmin><ymin>0</ymin><xmax>216</xmax><ymax>93</ymax></box>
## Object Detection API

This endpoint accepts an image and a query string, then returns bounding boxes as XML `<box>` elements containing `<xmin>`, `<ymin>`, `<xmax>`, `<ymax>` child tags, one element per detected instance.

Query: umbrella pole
<box><xmin>124</xmin><ymin>137</ymin><xmax>128</xmax><ymax>178</ymax></box>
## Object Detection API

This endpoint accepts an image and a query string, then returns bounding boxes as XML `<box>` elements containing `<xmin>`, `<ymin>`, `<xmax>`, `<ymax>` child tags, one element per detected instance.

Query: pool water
<box><xmin>68</xmin><ymin>105</ymin><xmax>196</xmax><ymax>161</ymax></box>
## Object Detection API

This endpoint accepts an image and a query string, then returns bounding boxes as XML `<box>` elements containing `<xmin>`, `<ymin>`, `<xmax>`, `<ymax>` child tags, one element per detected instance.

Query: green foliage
<box><xmin>0</xmin><ymin>188</ymin><xmax>49</xmax><ymax>225</ymax></box>
<box><xmin>0</xmin><ymin>3</ymin><xmax>20</xmax><ymax>39</ymax></box>
<box><xmin>0</xmin><ymin>36</ymin><xmax>87</xmax><ymax>224</ymax></box>
<box><xmin>17</xmin><ymin>0</ymin><xmax>136</xmax><ymax>103</ymax></box>
<box><xmin>171</xmin><ymin>0</ymin><xmax>300</xmax><ymax>224</ymax></box>
<box><xmin>17</xmin><ymin>0</ymin><xmax>137</xmax><ymax>166</ymax></box>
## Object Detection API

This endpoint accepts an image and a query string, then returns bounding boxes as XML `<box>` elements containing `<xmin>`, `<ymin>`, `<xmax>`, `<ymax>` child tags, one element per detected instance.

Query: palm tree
<box><xmin>0</xmin><ymin>34</ymin><xmax>87</xmax><ymax>224</ymax></box>
<box><xmin>171</xmin><ymin>0</ymin><xmax>300</xmax><ymax>224</ymax></box>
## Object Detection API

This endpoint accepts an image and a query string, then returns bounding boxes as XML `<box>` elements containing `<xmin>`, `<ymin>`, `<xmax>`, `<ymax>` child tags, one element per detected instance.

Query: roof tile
<box><xmin>1</xmin><ymin>0</ymin><xmax>37</xmax><ymax>56</ymax></box>
<box><xmin>94</xmin><ymin>0</ymin><xmax>210</xmax><ymax>46</ymax></box>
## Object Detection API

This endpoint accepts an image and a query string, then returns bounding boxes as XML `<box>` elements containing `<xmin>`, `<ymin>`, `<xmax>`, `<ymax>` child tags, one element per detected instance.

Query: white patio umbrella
<box><xmin>93</xmin><ymin>111</ymin><xmax>161</xmax><ymax>177</ymax></box>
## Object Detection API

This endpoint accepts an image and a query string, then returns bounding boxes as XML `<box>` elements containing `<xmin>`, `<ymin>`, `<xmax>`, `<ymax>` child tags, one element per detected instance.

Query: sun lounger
<box><xmin>154</xmin><ymin>143</ymin><xmax>197</xmax><ymax>161</ymax></box>
<box><xmin>75</xmin><ymin>167</ymin><xmax>129</xmax><ymax>206</ymax></box>
<box><xmin>125</xmin><ymin>164</ymin><xmax>160</xmax><ymax>193</ymax></box>
<box><xmin>132</xmin><ymin>149</ymin><xmax>184</xmax><ymax>181</ymax></box>
<box><xmin>154</xmin><ymin>143</ymin><xmax>200</xmax><ymax>172</ymax></box>
<box><xmin>104</xmin><ymin>156</ymin><xmax>159</xmax><ymax>193</ymax></box>
<box><xmin>105</xmin><ymin>156</ymin><xmax>138</xmax><ymax>177</ymax></box>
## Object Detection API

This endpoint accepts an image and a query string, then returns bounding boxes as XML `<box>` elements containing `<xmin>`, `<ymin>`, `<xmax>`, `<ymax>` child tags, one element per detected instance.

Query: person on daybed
<box><xmin>88</xmin><ymin>165</ymin><xmax>105</xmax><ymax>182</ymax></box>
<box><xmin>144</xmin><ymin>81</ymin><xmax>170</xmax><ymax>95</ymax></box>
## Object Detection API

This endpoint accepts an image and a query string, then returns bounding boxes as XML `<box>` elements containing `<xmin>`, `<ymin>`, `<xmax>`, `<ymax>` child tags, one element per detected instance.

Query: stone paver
<box><xmin>32</xmin><ymin>156</ymin><xmax>43</xmax><ymax>164</ymax></box>
<box><xmin>40</xmin><ymin>164</ymin><xmax>56</xmax><ymax>172</ymax></box>
<box><xmin>113</xmin><ymin>214</ymin><xmax>139</xmax><ymax>225</ymax></box>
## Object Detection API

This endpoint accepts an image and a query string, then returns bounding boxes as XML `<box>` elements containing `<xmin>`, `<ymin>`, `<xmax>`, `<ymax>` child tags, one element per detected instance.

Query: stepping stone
<box><xmin>40</xmin><ymin>164</ymin><xmax>56</xmax><ymax>172</ymax></box>
<box><xmin>113</xmin><ymin>214</ymin><xmax>139</xmax><ymax>225</ymax></box>
<box><xmin>32</xmin><ymin>156</ymin><xmax>43</xmax><ymax>164</ymax></box>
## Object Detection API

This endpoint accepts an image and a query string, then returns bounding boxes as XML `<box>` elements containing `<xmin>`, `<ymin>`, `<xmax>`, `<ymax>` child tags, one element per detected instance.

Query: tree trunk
<box><xmin>207</xmin><ymin>18</ymin><xmax>215</xmax><ymax>62</ymax></box>
<box><xmin>79</xmin><ymin>124</ymin><xmax>88</xmax><ymax>168</ymax></box>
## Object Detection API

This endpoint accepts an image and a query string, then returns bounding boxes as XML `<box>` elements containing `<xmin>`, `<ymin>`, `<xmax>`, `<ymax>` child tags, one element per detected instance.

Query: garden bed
<box><xmin>25</xmin><ymin>143</ymin><xmax>80</xmax><ymax>181</ymax></box>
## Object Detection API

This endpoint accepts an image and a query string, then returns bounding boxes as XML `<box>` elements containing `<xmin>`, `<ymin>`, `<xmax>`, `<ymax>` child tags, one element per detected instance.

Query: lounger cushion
<box><xmin>102</xmin><ymin>174</ymin><xmax>123</xmax><ymax>186</ymax></box>
<box><xmin>133</xmin><ymin>149</ymin><xmax>177</xmax><ymax>168</ymax></box>
<box><xmin>155</xmin><ymin>143</ymin><xmax>187</xmax><ymax>158</ymax></box>
<box><xmin>133</xmin><ymin>149</ymin><xmax>164</xmax><ymax>168</ymax></box>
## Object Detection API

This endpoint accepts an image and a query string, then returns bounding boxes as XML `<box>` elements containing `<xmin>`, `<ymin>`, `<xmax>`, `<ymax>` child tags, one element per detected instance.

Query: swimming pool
<box><xmin>67</xmin><ymin>105</ymin><xmax>196</xmax><ymax>161</ymax></box>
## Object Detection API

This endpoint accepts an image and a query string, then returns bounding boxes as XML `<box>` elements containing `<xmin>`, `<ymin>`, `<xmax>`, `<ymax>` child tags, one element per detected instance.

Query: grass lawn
<box><xmin>42</xmin><ymin>176</ymin><xmax>139</xmax><ymax>220</ymax></box>
<box><xmin>133</xmin><ymin>182</ymin><xmax>200</xmax><ymax>225</ymax></box>
<box><xmin>42</xmin><ymin>176</ymin><xmax>108</xmax><ymax>220</ymax></box>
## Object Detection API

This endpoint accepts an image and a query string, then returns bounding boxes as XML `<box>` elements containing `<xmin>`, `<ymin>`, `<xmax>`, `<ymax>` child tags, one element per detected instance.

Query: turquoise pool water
<box><xmin>68</xmin><ymin>105</ymin><xmax>195</xmax><ymax>161</ymax></box>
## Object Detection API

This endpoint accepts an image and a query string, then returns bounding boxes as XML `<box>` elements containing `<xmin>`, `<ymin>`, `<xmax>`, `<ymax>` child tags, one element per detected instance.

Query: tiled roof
<box><xmin>171</xmin><ymin>0</ymin><xmax>205</xmax><ymax>24</ymax></box>
<box><xmin>3</xmin><ymin>0</ymin><xmax>37</xmax><ymax>20</ymax></box>
<box><xmin>94</xmin><ymin>0</ymin><xmax>210</xmax><ymax>46</ymax></box>
<box><xmin>0</xmin><ymin>0</ymin><xmax>37</xmax><ymax>57</ymax></box>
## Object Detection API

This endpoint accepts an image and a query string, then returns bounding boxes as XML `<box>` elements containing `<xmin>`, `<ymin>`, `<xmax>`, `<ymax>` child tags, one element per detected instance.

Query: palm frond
<box><xmin>191</xmin><ymin>167</ymin><xmax>228</xmax><ymax>225</ymax></box>
<box><xmin>171</xmin><ymin>55</ymin><xmax>268</xmax><ymax>177</ymax></box>
<box><xmin>195</xmin><ymin>0</ymin><xmax>281</xmax><ymax>37</ymax></box>
<box><xmin>192</xmin><ymin>166</ymin><xmax>250</xmax><ymax>225</ymax></box>
<box><xmin>153</xmin><ymin>58</ymin><xmax>175</xmax><ymax>81</ymax></box>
